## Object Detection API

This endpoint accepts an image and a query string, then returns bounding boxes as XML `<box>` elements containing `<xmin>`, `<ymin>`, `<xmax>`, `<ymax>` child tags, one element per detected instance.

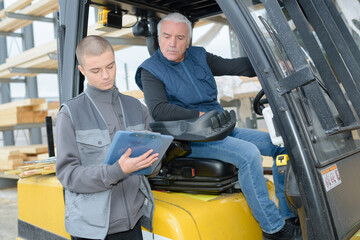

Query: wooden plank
<box><xmin>0</xmin><ymin>149</ymin><xmax>20</xmax><ymax>156</ymax></box>
<box><xmin>24</xmin><ymin>155</ymin><xmax>38</xmax><ymax>162</ymax></box>
<box><xmin>1</xmin><ymin>169</ymin><xmax>21</xmax><ymax>178</ymax></box>
<box><xmin>4</xmin><ymin>162</ymin><xmax>56</xmax><ymax>177</ymax></box>
<box><xmin>6</xmin><ymin>41</ymin><xmax>56</xmax><ymax>67</ymax></box>
<box><xmin>0</xmin><ymin>0</ymin><xmax>59</xmax><ymax>32</ymax></box>
<box><xmin>122</xmin><ymin>90</ymin><xmax>144</xmax><ymax>99</ymax></box>
<box><xmin>0</xmin><ymin>106</ymin><xmax>33</xmax><ymax>114</ymax></box>
<box><xmin>19</xmin><ymin>169</ymin><xmax>42</xmax><ymax>178</ymax></box>
<box><xmin>0</xmin><ymin>158</ymin><xmax>24</xmax><ymax>170</ymax></box>
<box><xmin>0</xmin><ymin>0</ymin><xmax>33</xmax><ymax>19</ymax></box>
<box><xmin>32</xmin><ymin>102</ymin><xmax>60</xmax><ymax>111</ymax></box>
<box><xmin>32</xmin><ymin>111</ymin><xmax>48</xmax><ymax>123</ymax></box>
<box><xmin>20</xmin><ymin>144</ymin><xmax>49</xmax><ymax>154</ymax></box>
<box><xmin>18</xmin><ymin>111</ymin><xmax>34</xmax><ymax>124</ymax></box>
<box><xmin>1</xmin><ymin>144</ymin><xmax>49</xmax><ymax>154</ymax></box>
<box><xmin>0</xmin><ymin>15</ymin><xmax>136</xmax><ymax>78</ymax></box>
<box><xmin>37</xmin><ymin>153</ymin><xmax>50</xmax><ymax>160</ymax></box>
<box><xmin>0</xmin><ymin>152</ymin><xmax>24</xmax><ymax>161</ymax></box>
<box><xmin>0</xmin><ymin>111</ymin><xmax>33</xmax><ymax>127</ymax></box>
<box><xmin>0</xmin><ymin>98</ymin><xmax>45</xmax><ymax>110</ymax></box>
<box><xmin>16</xmin><ymin>56</ymin><xmax>57</xmax><ymax>69</ymax></box>
<box><xmin>2</xmin><ymin>72</ymin><xmax>37</xmax><ymax>78</ymax></box>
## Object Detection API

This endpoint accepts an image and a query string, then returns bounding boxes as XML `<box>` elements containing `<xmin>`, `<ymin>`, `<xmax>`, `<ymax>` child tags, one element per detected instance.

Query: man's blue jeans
<box><xmin>188</xmin><ymin>127</ymin><xmax>296</xmax><ymax>233</ymax></box>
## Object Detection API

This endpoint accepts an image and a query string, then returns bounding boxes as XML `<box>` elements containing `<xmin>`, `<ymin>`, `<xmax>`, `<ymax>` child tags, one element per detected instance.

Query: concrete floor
<box><xmin>0</xmin><ymin>187</ymin><xmax>18</xmax><ymax>240</ymax></box>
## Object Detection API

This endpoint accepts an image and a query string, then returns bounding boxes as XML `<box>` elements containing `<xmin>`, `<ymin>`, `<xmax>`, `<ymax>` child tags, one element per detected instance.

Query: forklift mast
<box><xmin>57</xmin><ymin>0</ymin><xmax>360</xmax><ymax>239</ymax></box>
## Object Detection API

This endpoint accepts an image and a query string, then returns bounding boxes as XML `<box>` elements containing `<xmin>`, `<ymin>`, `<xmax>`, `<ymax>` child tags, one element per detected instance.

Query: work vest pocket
<box><xmin>65</xmin><ymin>189</ymin><xmax>112</xmax><ymax>229</ymax></box>
<box><xmin>75</xmin><ymin>129</ymin><xmax>111</xmax><ymax>167</ymax></box>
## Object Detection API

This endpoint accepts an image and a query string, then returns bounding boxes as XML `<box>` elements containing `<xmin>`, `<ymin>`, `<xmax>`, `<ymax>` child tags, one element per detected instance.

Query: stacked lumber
<box><xmin>0</xmin><ymin>41</ymin><xmax>58</xmax><ymax>78</ymax></box>
<box><xmin>0</xmin><ymin>98</ymin><xmax>59</xmax><ymax>127</ymax></box>
<box><xmin>4</xmin><ymin>157</ymin><xmax>56</xmax><ymax>178</ymax></box>
<box><xmin>0</xmin><ymin>17</ymin><xmax>137</xmax><ymax>79</ymax></box>
<box><xmin>0</xmin><ymin>144</ymin><xmax>51</xmax><ymax>171</ymax></box>
<box><xmin>18</xmin><ymin>162</ymin><xmax>56</xmax><ymax>178</ymax></box>
<box><xmin>0</xmin><ymin>0</ymin><xmax>58</xmax><ymax>32</ymax></box>
<box><xmin>0</xmin><ymin>0</ymin><xmax>33</xmax><ymax>19</ymax></box>
<box><xmin>32</xmin><ymin>101</ymin><xmax>60</xmax><ymax>120</ymax></box>
<box><xmin>0</xmin><ymin>14</ymin><xmax>138</xmax><ymax>77</ymax></box>
<box><xmin>0</xmin><ymin>148</ymin><xmax>26</xmax><ymax>170</ymax></box>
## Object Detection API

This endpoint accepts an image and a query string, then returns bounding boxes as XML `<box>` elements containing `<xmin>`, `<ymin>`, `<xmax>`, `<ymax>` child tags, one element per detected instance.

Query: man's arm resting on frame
<box><xmin>141</xmin><ymin>68</ymin><xmax>200</xmax><ymax>121</ymax></box>
<box><xmin>206</xmin><ymin>52</ymin><xmax>257</xmax><ymax>77</ymax></box>
<box><xmin>55</xmin><ymin>108</ymin><xmax>127</xmax><ymax>194</ymax></box>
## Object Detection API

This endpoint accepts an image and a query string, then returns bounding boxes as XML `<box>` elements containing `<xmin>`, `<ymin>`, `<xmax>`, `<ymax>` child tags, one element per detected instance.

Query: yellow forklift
<box><xmin>17</xmin><ymin>0</ymin><xmax>360</xmax><ymax>239</ymax></box>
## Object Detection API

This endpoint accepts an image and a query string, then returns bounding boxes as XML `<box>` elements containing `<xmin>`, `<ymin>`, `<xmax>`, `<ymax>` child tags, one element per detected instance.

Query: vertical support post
<box><xmin>45</xmin><ymin>116</ymin><xmax>55</xmax><ymax>157</ymax></box>
<box><xmin>0</xmin><ymin>1</ymin><xmax>15</xmax><ymax>146</ymax></box>
<box><xmin>229</xmin><ymin>26</ymin><xmax>245</xmax><ymax>57</ymax></box>
<box><xmin>58</xmin><ymin>0</ymin><xmax>89</xmax><ymax>103</ymax></box>
<box><xmin>22</xmin><ymin>24</ymin><xmax>42</xmax><ymax>144</ymax></box>
<box><xmin>53</xmin><ymin>12</ymin><xmax>58</xmax><ymax>39</ymax></box>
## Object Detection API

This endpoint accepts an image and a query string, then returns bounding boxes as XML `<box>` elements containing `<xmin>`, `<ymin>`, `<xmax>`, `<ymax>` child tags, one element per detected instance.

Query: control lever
<box><xmin>211</xmin><ymin>116</ymin><xmax>220</xmax><ymax>128</ymax></box>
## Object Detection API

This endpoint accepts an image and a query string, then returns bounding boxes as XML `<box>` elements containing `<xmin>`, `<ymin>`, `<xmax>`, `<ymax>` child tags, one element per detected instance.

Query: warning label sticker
<box><xmin>321</xmin><ymin>164</ymin><xmax>342</xmax><ymax>192</ymax></box>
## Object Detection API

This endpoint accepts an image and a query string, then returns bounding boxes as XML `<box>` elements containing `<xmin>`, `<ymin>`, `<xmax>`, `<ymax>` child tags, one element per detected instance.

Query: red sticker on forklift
<box><xmin>321</xmin><ymin>164</ymin><xmax>342</xmax><ymax>192</ymax></box>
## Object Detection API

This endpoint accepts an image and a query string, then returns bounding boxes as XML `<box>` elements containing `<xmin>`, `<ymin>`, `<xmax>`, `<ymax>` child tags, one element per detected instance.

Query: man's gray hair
<box><xmin>76</xmin><ymin>35</ymin><xmax>114</xmax><ymax>66</ymax></box>
<box><xmin>157</xmin><ymin>12</ymin><xmax>192</xmax><ymax>43</ymax></box>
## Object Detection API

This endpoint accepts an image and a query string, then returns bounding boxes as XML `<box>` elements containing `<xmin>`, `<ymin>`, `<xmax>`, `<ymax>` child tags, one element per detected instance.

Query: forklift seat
<box><xmin>149</xmin><ymin>110</ymin><xmax>240</xmax><ymax>194</ymax></box>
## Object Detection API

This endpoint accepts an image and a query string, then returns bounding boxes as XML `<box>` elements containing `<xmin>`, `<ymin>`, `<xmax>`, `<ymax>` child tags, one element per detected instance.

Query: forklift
<box><xmin>17</xmin><ymin>0</ymin><xmax>360</xmax><ymax>239</ymax></box>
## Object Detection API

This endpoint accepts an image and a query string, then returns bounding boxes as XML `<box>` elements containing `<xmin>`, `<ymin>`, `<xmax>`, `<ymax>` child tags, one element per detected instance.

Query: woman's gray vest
<box><xmin>61</xmin><ymin>90</ymin><xmax>154</xmax><ymax>239</ymax></box>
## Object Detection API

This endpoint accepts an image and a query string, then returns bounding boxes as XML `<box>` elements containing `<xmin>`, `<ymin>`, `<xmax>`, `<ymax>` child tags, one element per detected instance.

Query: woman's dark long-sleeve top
<box><xmin>140</xmin><ymin>52</ymin><xmax>256</xmax><ymax>121</ymax></box>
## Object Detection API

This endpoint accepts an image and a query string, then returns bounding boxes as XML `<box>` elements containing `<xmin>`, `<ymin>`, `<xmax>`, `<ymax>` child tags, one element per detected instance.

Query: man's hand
<box><xmin>199</xmin><ymin>111</ymin><xmax>205</xmax><ymax>117</ymax></box>
<box><xmin>118</xmin><ymin>148</ymin><xmax>159</xmax><ymax>174</ymax></box>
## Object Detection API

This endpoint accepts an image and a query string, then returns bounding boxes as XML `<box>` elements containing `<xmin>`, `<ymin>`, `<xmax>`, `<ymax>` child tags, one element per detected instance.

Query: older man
<box><xmin>135</xmin><ymin>12</ymin><xmax>301</xmax><ymax>240</ymax></box>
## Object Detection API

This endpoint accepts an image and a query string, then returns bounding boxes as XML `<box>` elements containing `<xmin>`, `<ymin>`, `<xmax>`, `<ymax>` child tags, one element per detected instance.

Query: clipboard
<box><xmin>104</xmin><ymin>131</ymin><xmax>174</xmax><ymax>175</ymax></box>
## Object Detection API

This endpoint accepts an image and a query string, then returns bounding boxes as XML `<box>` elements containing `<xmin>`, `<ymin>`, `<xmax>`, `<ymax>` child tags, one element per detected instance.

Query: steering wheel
<box><xmin>253</xmin><ymin>89</ymin><xmax>269</xmax><ymax>115</ymax></box>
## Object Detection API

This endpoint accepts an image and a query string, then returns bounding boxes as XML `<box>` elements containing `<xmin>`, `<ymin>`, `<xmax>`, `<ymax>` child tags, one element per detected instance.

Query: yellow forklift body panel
<box><xmin>151</xmin><ymin>181</ymin><xmax>277</xmax><ymax>239</ymax></box>
<box><xmin>17</xmin><ymin>174</ymin><xmax>70</xmax><ymax>239</ymax></box>
<box><xmin>17</xmin><ymin>174</ymin><xmax>278</xmax><ymax>240</ymax></box>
